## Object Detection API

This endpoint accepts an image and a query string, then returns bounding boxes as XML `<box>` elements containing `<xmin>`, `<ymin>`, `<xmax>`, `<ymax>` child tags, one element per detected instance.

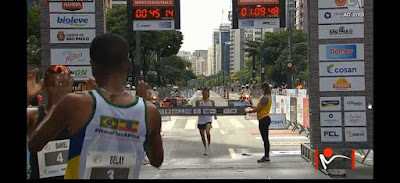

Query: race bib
<box><xmin>37</xmin><ymin>139</ymin><xmax>69</xmax><ymax>178</ymax></box>
<box><xmin>84</xmin><ymin>152</ymin><xmax>137</xmax><ymax>179</ymax></box>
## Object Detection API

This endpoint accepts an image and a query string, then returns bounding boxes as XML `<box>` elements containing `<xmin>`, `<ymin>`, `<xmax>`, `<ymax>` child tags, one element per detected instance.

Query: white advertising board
<box><xmin>321</xmin><ymin>127</ymin><xmax>343</xmax><ymax>142</ymax></box>
<box><xmin>69</xmin><ymin>66</ymin><xmax>93</xmax><ymax>81</ymax></box>
<box><xmin>50</xmin><ymin>29</ymin><xmax>96</xmax><ymax>44</ymax></box>
<box><xmin>238</xmin><ymin>18</ymin><xmax>280</xmax><ymax>29</ymax></box>
<box><xmin>50</xmin><ymin>14</ymin><xmax>96</xmax><ymax>28</ymax></box>
<box><xmin>319</xmin><ymin>24</ymin><xmax>364</xmax><ymax>39</ymax></box>
<box><xmin>319</xmin><ymin>77</ymin><xmax>365</xmax><ymax>92</ymax></box>
<box><xmin>318</xmin><ymin>9</ymin><xmax>364</xmax><ymax>24</ymax></box>
<box><xmin>344</xmin><ymin>96</ymin><xmax>366</xmax><ymax>111</ymax></box>
<box><xmin>319</xmin><ymin>43</ymin><xmax>364</xmax><ymax>61</ymax></box>
<box><xmin>133</xmin><ymin>20</ymin><xmax>175</xmax><ymax>31</ymax></box>
<box><xmin>319</xmin><ymin>62</ymin><xmax>365</xmax><ymax>76</ymax></box>
<box><xmin>344</xmin><ymin>112</ymin><xmax>366</xmax><ymax>126</ymax></box>
<box><xmin>320</xmin><ymin>112</ymin><xmax>342</xmax><ymax>126</ymax></box>
<box><xmin>320</xmin><ymin>97</ymin><xmax>341</xmax><ymax>111</ymax></box>
<box><xmin>51</xmin><ymin>48</ymin><xmax>91</xmax><ymax>65</ymax></box>
<box><xmin>49</xmin><ymin>0</ymin><xmax>95</xmax><ymax>13</ymax></box>
<box><xmin>345</xmin><ymin>127</ymin><xmax>367</xmax><ymax>142</ymax></box>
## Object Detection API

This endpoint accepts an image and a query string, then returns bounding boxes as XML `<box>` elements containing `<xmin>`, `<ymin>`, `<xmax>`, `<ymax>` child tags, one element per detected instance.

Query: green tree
<box><xmin>27</xmin><ymin>0</ymin><xmax>41</xmax><ymax>66</ymax></box>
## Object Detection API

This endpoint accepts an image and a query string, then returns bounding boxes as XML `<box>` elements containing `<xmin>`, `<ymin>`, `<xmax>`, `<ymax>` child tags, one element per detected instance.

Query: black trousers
<box><xmin>259</xmin><ymin>116</ymin><xmax>271</xmax><ymax>158</ymax></box>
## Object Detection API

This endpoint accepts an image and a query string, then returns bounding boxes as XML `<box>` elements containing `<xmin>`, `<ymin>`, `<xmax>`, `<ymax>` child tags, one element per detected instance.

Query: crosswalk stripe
<box><xmin>228</xmin><ymin>148</ymin><xmax>238</xmax><ymax>159</ymax></box>
<box><xmin>250</xmin><ymin>120</ymin><xmax>258</xmax><ymax>126</ymax></box>
<box><xmin>162</xmin><ymin>119</ymin><xmax>176</xmax><ymax>131</ymax></box>
<box><xmin>185</xmin><ymin>119</ymin><xmax>197</xmax><ymax>130</ymax></box>
<box><xmin>230</xmin><ymin>119</ymin><xmax>245</xmax><ymax>128</ymax></box>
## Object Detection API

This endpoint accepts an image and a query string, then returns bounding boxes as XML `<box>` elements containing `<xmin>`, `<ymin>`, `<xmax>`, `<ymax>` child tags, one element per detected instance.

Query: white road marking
<box><xmin>271</xmin><ymin>151</ymin><xmax>301</xmax><ymax>155</ymax></box>
<box><xmin>220</xmin><ymin>130</ymin><xmax>225</xmax><ymax>134</ymax></box>
<box><xmin>212</xmin><ymin>119</ymin><xmax>219</xmax><ymax>128</ymax></box>
<box><xmin>250</xmin><ymin>120</ymin><xmax>259</xmax><ymax>126</ymax></box>
<box><xmin>269</xmin><ymin>136</ymin><xmax>308</xmax><ymax>140</ymax></box>
<box><xmin>228</xmin><ymin>148</ymin><xmax>238</xmax><ymax>159</ymax></box>
<box><xmin>185</xmin><ymin>119</ymin><xmax>197</xmax><ymax>130</ymax></box>
<box><xmin>230</xmin><ymin>119</ymin><xmax>245</xmax><ymax>128</ymax></box>
<box><xmin>162</xmin><ymin>119</ymin><xmax>176</xmax><ymax>131</ymax></box>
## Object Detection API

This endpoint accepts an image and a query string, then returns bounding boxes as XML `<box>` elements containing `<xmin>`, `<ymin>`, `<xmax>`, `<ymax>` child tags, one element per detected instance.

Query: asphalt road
<box><xmin>138</xmin><ymin>91</ymin><xmax>340</xmax><ymax>179</ymax></box>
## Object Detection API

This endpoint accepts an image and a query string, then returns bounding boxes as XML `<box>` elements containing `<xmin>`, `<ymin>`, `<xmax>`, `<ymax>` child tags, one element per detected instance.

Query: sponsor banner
<box><xmin>270</xmin><ymin>95</ymin><xmax>276</xmax><ymax>114</ymax></box>
<box><xmin>298</xmin><ymin>89</ymin><xmax>307</xmax><ymax>98</ymax></box>
<box><xmin>275</xmin><ymin>95</ymin><xmax>283</xmax><ymax>114</ymax></box>
<box><xmin>319</xmin><ymin>24</ymin><xmax>364</xmax><ymax>39</ymax></box>
<box><xmin>297</xmin><ymin>97</ymin><xmax>304</xmax><ymax>126</ymax></box>
<box><xmin>69</xmin><ymin>66</ymin><xmax>93</xmax><ymax>81</ymax></box>
<box><xmin>50</xmin><ymin>14</ymin><xmax>95</xmax><ymax>28</ymax></box>
<box><xmin>133</xmin><ymin>20</ymin><xmax>174</xmax><ymax>31</ymax></box>
<box><xmin>284</xmin><ymin>96</ymin><xmax>291</xmax><ymax>121</ymax></box>
<box><xmin>321</xmin><ymin>127</ymin><xmax>343</xmax><ymax>142</ymax></box>
<box><xmin>318</xmin><ymin>9</ymin><xmax>364</xmax><ymax>24</ymax></box>
<box><xmin>270</xmin><ymin>114</ymin><xmax>286</xmax><ymax>129</ymax></box>
<box><xmin>51</xmin><ymin>48</ymin><xmax>91</xmax><ymax>65</ymax></box>
<box><xmin>49</xmin><ymin>0</ymin><xmax>95</xmax><ymax>13</ymax></box>
<box><xmin>290</xmin><ymin>97</ymin><xmax>297</xmax><ymax>122</ymax></box>
<box><xmin>320</xmin><ymin>97</ymin><xmax>341</xmax><ymax>111</ymax></box>
<box><xmin>345</xmin><ymin>127</ymin><xmax>367</xmax><ymax>142</ymax></box>
<box><xmin>50</xmin><ymin>29</ymin><xmax>96</xmax><ymax>44</ymax></box>
<box><xmin>133</xmin><ymin>0</ymin><xmax>174</xmax><ymax>6</ymax></box>
<box><xmin>238</xmin><ymin>0</ymin><xmax>279</xmax><ymax>5</ymax></box>
<box><xmin>319</xmin><ymin>43</ymin><xmax>364</xmax><ymax>61</ymax></box>
<box><xmin>320</xmin><ymin>112</ymin><xmax>342</xmax><ymax>126</ymax></box>
<box><xmin>319</xmin><ymin>77</ymin><xmax>365</xmax><ymax>92</ymax></box>
<box><xmin>344</xmin><ymin>96</ymin><xmax>366</xmax><ymax>111</ymax></box>
<box><xmin>344</xmin><ymin>112</ymin><xmax>366</xmax><ymax>126</ymax></box>
<box><xmin>318</xmin><ymin>0</ymin><xmax>364</xmax><ymax>10</ymax></box>
<box><xmin>303</xmin><ymin>98</ymin><xmax>310</xmax><ymax>128</ymax></box>
<box><xmin>319</xmin><ymin>62</ymin><xmax>365</xmax><ymax>76</ymax></box>
<box><xmin>238</xmin><ymin>18</ymin><xmax>280</xmax><ymax>29</ymax></box>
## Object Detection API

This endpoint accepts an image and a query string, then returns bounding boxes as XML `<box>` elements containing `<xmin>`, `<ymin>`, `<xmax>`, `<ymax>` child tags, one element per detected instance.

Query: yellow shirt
<box><xmin>257</xmin><ymin>95</ymin><xmax>272</xmax><ymax>120</ymax></box>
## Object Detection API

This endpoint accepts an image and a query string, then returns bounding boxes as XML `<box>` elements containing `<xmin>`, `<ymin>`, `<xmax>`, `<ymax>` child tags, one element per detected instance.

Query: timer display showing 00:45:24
<box><xmin>238</xmin><ymin>6</ymin><xmax>280</xmax><ymax>19</ymax></box>
<box><xmin>133</xmin><ymin>8</ymin><xmax>174</xmax><ymax>20</ymax></box>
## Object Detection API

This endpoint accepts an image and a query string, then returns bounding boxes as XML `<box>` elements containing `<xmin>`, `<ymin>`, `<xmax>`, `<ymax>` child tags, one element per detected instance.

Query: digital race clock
<box><xmin>232</xmin><ymin>0</ymin><xmax>286</xmax><ymax>29</ymax></box>
<box><xmin>128</xmin><ymin>0</ymin><xmax>180</xmax><ymax>31</ymax></box>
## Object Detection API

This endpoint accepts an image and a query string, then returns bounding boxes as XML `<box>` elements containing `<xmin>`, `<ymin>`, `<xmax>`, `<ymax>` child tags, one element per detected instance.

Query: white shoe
<box><xmin>207</xmin><ymin>146</ymin><xmax>211</xmax><ymax>154</ymax></box>
<box><xmin>204</xmin><ymin>147</ymin><xmax>208</xmax><ymax>155</ymax></box>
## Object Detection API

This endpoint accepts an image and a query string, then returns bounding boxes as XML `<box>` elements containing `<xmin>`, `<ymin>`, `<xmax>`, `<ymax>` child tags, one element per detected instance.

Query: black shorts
<box><xmin>198</xmin><ymin>122</ymin><xmax>212</xmax><ymax>129</ymax></box>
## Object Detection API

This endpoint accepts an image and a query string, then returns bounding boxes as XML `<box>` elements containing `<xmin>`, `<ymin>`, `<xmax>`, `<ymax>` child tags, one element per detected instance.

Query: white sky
<box><xmin>180</xmin><ymin>0</ymin><xmax>232</xmax><ymax>53</ymax></box>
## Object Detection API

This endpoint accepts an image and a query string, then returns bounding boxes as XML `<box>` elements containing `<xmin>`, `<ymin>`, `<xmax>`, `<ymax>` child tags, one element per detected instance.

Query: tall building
<box><xmin>287</xmin><ymin>0</ymin><xmax>296</xmax><ymax>30</ymax></box>
<box><xmin>230</xmin><ymin>28</ymin><xmax>245</xmax><ymax>75</ymax></box>
<box><xmin>193</xmin><ymin>50</ymin><xmax>208</xmax><ymax>76</ymax></box>
<box><xmin>295</xmin><ymin>0</ymin><xmax>308</xmax><ymax>32</ymax></box>
<box><xmin>219</xmin><ymin>23</ymin><xmax>231</xmax><ymax>76</ymax></box>
<box><xmin>212</xmin><ymin>30</ymin><xmax>220</xmax><ymax>75</ymax></box>
<box><xmin>207</xmin><ymin>47</ymin><xmax>213</xmax><ymax>76</ymax></box>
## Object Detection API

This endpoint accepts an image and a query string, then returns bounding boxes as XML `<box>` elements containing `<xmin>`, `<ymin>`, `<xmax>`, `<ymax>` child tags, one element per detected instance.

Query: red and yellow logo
<box><xmin>335</xmin><ymin>0</ymin><xmax>347</xmax><ymax>6</ymax></box>
<box><xmin>333</xmin><ymin>78</ymin><xmax>351</xmax><ymax>89</ymax></box>
<box><xmin>62</xmin><ymin>1</ymin><xmax>83</xmax><ymax>11</ymax></box>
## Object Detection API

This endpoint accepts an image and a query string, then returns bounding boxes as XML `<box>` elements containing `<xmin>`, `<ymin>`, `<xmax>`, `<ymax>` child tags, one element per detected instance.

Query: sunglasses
<box><xmin>47</xmin><ymin>65</ymin><xmax>70</xmax><ymax>73</ymax></box>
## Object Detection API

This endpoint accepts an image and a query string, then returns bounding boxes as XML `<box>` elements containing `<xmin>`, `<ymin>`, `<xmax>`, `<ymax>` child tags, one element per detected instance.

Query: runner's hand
<box><xmin>52</xmin><ymin>71</ymin><xmax>74</xmax><ymax>102</ymax></box>
<box><xmin>27</xmin><ymin>68</ymin><xmax>44</xmax><ymax>100</ymax></box>
<box><xmin>85</xmin><ymin>78</ymin><xmax>98</xmax><ymax>90</ymax></box>
<box><xmin>137</xmin><ymin>80</ymin><xmax>152</xmax><ymax>101</ymax></box>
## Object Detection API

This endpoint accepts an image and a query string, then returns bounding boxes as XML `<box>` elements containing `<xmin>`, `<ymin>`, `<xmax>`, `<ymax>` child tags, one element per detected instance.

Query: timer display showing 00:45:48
<box><xmin>238</xmin><ymin>6</ymin><xmax>280</xmax><ymax>19</ymax></box>
<box><xmin>133</xmin><ymin>8</ymin><xmax>174</xmax><ymax>20</ymax></box>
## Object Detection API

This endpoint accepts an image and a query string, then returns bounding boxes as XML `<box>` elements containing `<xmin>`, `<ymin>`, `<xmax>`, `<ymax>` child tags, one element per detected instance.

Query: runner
<box><xmin>27</xmin><ymin>65</ymin><xmax>72</xmax><ymax>179</ymax></box>
<box><xmin>28</xmin><ymin>34</ymin><xmax>163</xmax><ymax>179</ymax></box>
<box><xmin>195</xmin><ymin>87</ymin><xmax>217</xmax><ymax>155</ymax></box>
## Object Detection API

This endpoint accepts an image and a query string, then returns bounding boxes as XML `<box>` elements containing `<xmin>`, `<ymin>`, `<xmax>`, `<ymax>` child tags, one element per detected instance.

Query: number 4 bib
<box><xmin>37</xmin><ymin>139</ymin><xmax>70</xmax><ymax>178</ymax></box>
<box><xmin>84</xmin><ymin>152</ymin><xmax>137</xmax><ymax>179</ymax></box>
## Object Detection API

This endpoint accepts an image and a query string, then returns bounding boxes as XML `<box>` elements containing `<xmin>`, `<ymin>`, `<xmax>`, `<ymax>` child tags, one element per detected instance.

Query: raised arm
<box><xmin>144</xmin><ymin>102</ymin><xmax>163</xmax><ymax>168</ymax></box>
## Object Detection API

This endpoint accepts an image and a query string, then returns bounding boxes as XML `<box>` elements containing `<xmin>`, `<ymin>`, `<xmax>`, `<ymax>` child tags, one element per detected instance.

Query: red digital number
<box><xmin>166</xmin><ymin>9</ymin><xmax>174</xmax><ymax>17</ymax></box>
<box><xmin>267</xmin><ymin>7</ymin><xmax>279</xmax><ymax>16</ymax></box>
<box><xmin>240</xmin><ymin>7</ymin><xmax>247</xmax><ymax>17</ymax></box>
